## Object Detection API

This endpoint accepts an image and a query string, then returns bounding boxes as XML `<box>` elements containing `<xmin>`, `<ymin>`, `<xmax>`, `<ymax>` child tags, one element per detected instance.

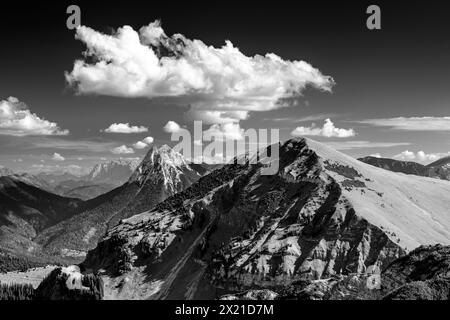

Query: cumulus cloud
<box><xmin>66</xmin><ymin>21</ymin><xmax>334</xmax><ymax>124</ymax></box>
<box><xmin>51</xmin><ymin>152</ymin><xmax>65</xmax><ymax>161</ymax></box>
<box><xmin>133</xmin><ymin>136</ymin><xmax>154</xmax><ymax>149</ymax></box>
<box><xmin>203</xmin><ymin>122</ymin><xmax>244</xmax><ymax>141</ymax></box>
<box><xmin>163</xmin><ymin>121</ymin><xmax>181</xmax><ymax>133</ymax></box>
<box><xmin>0</xmin><ymin>97</ymin><xmax>69</xmax><ymax>136</ymax></box>
<box><xmin>133</xmin><ymin>141</ymin><xmax>148</xmax><ymax>149</ymax></box>
<box><xmin>111</xmin><ymin>145</ymin><xmax>135</xmax><ymax>154</ymax></box>
<box><xmin>356</xmin><ymin>117</ymin><xmax>450</xmax><ymax>131</ymax></box>
<box><xmin>393</xmin><ymin>150</ymin><xmax>449</xmax><ymax>164</ymax></box>
<box><xmin>291</xmin><ymin>119</ymin><xmax>356</xmax><ymax>138</ymax></box>
<box><xmin>104</xmin><ymin>122</ymin><xmax>148</xmax><ymax>134</ymax></box>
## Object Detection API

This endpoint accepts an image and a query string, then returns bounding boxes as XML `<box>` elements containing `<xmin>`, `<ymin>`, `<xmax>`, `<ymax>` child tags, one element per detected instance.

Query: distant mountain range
<box><xmin>358</xmin><ymin>156</ymin><xmax>450</xmax><ymax>180</ymax></box>
<box><xmin>0</xmin><ymin>166</ymin><xmax>14</xmax><ymax>177</ymax></box>
<box><xmin>0</xmin><ymin>175</ymin><xmax>86</xmax><ymax>257</ymax></box>
<box><xmin>0</xmin><ymin>159</ymin><xmax>140</xmax><ymax>261</ymax></box>
<box><xmin>34</xmin><ymin>146</ymin><xmax>216</xmax><ymax>260</ymax></box>
<box><xmin>79</xmin><ymin>138</ymin><xmax>450</xmax><ymax>299</ymax></box>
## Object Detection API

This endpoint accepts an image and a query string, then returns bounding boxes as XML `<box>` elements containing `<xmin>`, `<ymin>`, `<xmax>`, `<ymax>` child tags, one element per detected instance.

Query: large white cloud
<box><xmin>66</xmin><ymin>21</ymin><xmax>334</xmax><ymax>123</ymax></box>
<box><xmin>104</xmin><ymin>122</ymin><xmax>148</xmax><ymax>133</ymax></box>
<box><xmin>356</xmin><ymin>117</ymin><xmax>450</xmax><ymax>131</ymax></box>
<box><xmin>291</xmin><ymin>119</ymin><xmax>356</xmax><ymax>138</ymax></box>
<box><xmin>0</xmin><ymin>97</ymin><xmax>69</xmax><ymax>136</ymax></box>
<box><xmin>393</xmin><ymin>150</ymin><xmax>450</xmax><ymax>164</ymax></box>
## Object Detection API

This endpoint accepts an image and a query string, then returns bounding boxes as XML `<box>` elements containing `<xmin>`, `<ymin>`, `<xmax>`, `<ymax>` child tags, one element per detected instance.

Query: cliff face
<box><xmin>81</xmin><ymin>138</ymin><xmax>450</xmax><ymax>300</ymax></box>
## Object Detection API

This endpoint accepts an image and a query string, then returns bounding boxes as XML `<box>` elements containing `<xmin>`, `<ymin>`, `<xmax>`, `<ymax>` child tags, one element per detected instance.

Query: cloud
<box><xmin>22</xmin><ymin>137</ymin><xmax>117</xmax><ymax>153</ymax></box>
<box><xmin>393</xmin><ymin>150</ymin><xmax>450</xmax><ymax>164</ymax></box>
<box><xmin>133</xmin><ymin>141</ymin><xmax>148</xmax><ymax>149</ymax></box>
<box><xmin>104</xmin><ymin>122</ymin><xmax>148</xmax><ymax>133</ymax></box>
<box><xmin>356</xmin><ymin>117</ymin><xmax>450</xmax><ymax>131</ymax></box>
<box><xmin>291</xmin><ymin>119</ymin><xmax>356</xmax><ymax>138</ymax></box>
<box><xmin>111</xmin><ymin>145</ymin><xmax>135</xmax><ymax>154</ymax></box>
<box><xmin>163</xmin><ymin>121</ymin><xmax>181</xmax><ymax>133</ymax></box>
<box><xmin>30</xmin><ymin>164</ymin><xmax>88</xmax><ymax>176</ymax></box>
<box><xmin>184</xmin><ymin>110</ymin><xmax>249</xmax><ymax>124</ymax></box>
<box><xmin>203</xmin><ymin>122</ymin><xmax>244</xmax><ymax>141</ymax></box>
<box><xmin>0</xmin><ymin>97</ymin><xmax>69</xmax><ymax>136</ymax></box>
<box><xmin>66</xmin><ymin>21</ymin><xmax>334</xmax><ymax>123</ymax></box>
<box><xmin>142</xmin><ymin>136</ymin><xmax>154</xmax><ymax>145</ymax></box>
<box><xmin>370</xmin><ymin>153</ymin><xmax>382</xmax><ymax>158</ymax></box>
<box><xmin>266</xmin><ymin>113</ymin><xmax>338</xmax><ymax>123</ymax></box>
<box><xmin>322</xmin><ymin>141</ymin><xmax>412</xmax><ymax>150</ymax></box>
<box><xmin>133</xmin><ymin>137</ymin><xmax>154</xmax><ymax>149</ymax></box>
<box><xmin>51</xmin><ymin>152</ymin><xmax>65</xmax><ymax>161</ymax></box>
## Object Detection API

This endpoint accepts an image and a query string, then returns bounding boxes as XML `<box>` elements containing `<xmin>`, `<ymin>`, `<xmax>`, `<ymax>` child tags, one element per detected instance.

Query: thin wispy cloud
<box><xmin>25</xmin><ymin>137</ymin><xmax>117</xmax><ymax>153</ymax></box>
<box><xmin>265</xmin><ymin>113</ymin><xmax>338</xmax><ymax>123</ymax></box>
<box><xmin>356</xmin><ymin>117</ymin><xmax>450</xmax><ymax>131</ymax></box>
<box><xmin>322</xmin><ymin>141</ymin><xmax>412</xmax><ymax>150</ymax></box>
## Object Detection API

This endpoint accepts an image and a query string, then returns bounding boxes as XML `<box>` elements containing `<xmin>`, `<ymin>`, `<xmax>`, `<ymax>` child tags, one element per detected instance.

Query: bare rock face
<box><xmin>81</xmin><ymin>138</ymin><xmax>450</xmax><ymax>300</ymax></box>
<box><xmin>381</xmin><ymin>244</ymin><xmax>450</xmax><ymax>300</ymax></box>
<box><xmin>220</xmin><ymin>289</ymin><xmax>278</xmax><ymax>300</ymax></box>
<box><xmin>35</xmin><ymin>265</ymin><xmax>103</xmax><ymax>300</ymax></box>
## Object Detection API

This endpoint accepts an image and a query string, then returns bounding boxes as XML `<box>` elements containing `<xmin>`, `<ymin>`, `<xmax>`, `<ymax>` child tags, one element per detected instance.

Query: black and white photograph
<box><xmin>0</xmin><ymin>0</ymin><xmax>449</xmax><ymax>310</ymax></box>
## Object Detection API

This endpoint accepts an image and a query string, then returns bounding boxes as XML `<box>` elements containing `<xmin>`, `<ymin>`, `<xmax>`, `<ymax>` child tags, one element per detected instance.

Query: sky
<box><xmin>1</xmin><ymin>1</ymin><xmax>450</xmax><ymax>174</ymax></box>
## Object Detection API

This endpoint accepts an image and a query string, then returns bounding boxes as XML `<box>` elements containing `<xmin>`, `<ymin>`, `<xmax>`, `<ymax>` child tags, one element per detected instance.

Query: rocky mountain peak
<box><xmin>129</xmin><ymin>144</ymin><xmax>192</xmax><ymax>188</ymax></box>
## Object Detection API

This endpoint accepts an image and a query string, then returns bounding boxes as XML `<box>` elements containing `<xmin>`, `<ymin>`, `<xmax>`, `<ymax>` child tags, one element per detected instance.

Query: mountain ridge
<box><xmin>80</xmin><ymin>138</ymin><xmax>450</xmax><ymax>299</ymax></box>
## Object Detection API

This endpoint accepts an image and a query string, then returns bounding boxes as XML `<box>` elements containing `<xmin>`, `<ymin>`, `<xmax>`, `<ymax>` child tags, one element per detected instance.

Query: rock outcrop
<box><xmin>35</xmin><ymin>265</ymin><xmax>103</xmax><ymax>300</ymax></box>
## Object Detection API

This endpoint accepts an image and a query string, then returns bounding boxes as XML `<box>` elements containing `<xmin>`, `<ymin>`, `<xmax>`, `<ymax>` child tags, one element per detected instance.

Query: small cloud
<box><xmin>0</xmin><ymin>97</ymin><xmax>69</xmax><ymax>136</ymax></box>
<box><xmin>104</xmin><ymin>122</ymin><xmax>148</xmax><ymax>134</ymax></box>
<box><xmin>133</xmin><ymin>141</ymin><xmax>148</xmax><ymax>149</ymax></box>
<box><xmin>52</xmin><ymin>152</ymin><xmax>65</xmax><ymax>161</ymax></box>
<box><xmin>393</xmin><ymin>150</ymin><xmax>449</xmax><ymax>164</ymax></box>
<box><xmin>291</xmin><ymin>119</ymin><xmax>356</xmax><ymax>138</ymax></box>
<box><xmin>133</xmin><ymin>136</ymin><xmax>154</xmax><ymax>149</ymax></box>
<box><xmin>111</xmin><ymin>145</ymin><xmax>135</xmax><ymax>154</ymax></box>
<box><xmin>163</xmin><ymin>121</ymin><xmax>181</xmax><ymax>133</ymax></box>
<box><xmin>370</xmin><ymin>153</ymin><xmax>382</xmax><ymax>158</ymax></box>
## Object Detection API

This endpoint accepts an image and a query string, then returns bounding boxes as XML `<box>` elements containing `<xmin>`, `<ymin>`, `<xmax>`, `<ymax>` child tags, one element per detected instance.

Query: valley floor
<box><xmin>0</xmin><ymin>266</ymin><xmax>57</xmax><ymax>289</ymax></box>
